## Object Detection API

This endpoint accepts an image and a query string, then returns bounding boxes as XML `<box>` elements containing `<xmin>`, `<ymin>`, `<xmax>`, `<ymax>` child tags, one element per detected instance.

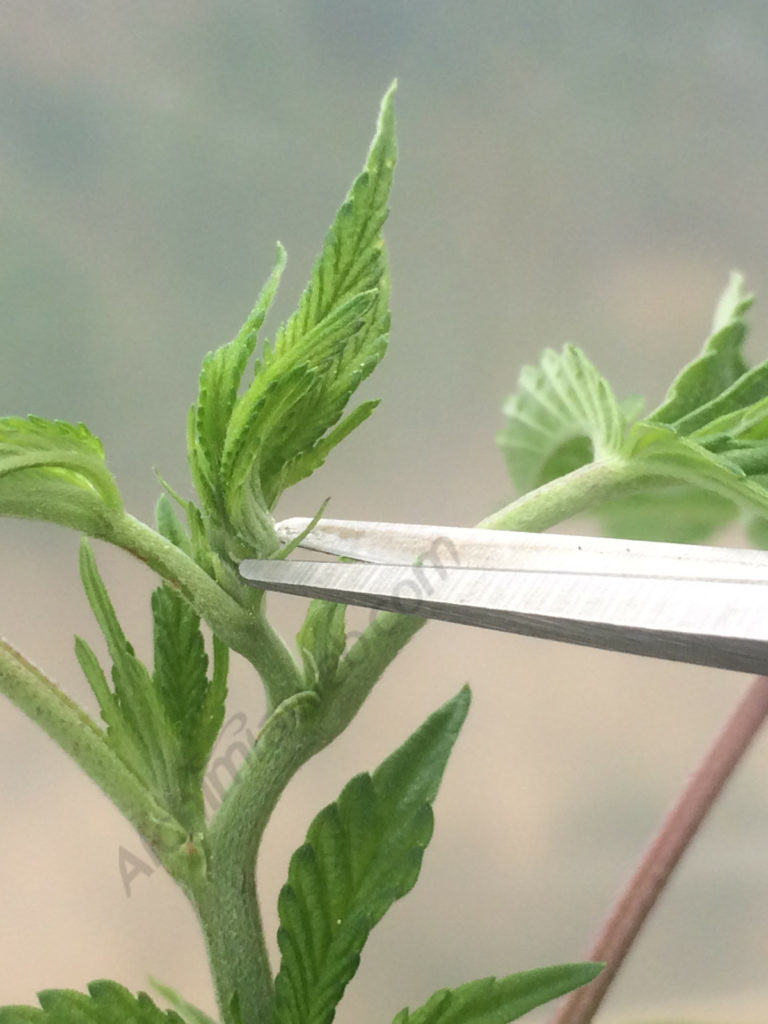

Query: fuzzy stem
<box><xmin>549</xmin><ymin>674</ymin><xmax>768</xmax><ymax>1024</ymax></box>
<box><xmin>191</xmin><ymin>694</ymin><xmax>318</xmax><ymax>1024</ymax></box>
<box><xmin>196</xmin><ymin>458</ymin><xmax>631</xmax><ymax>1022</ymax></box>
<box><xmin>0</xmin><ymin>638</ymin><xmax>187</xmax><ymax>863</ymax></box>
<box><xmin>105</xmin><ymin>512</ymin><xmax>303</xmax><ymax>706</ymax></box>
<box><xmin>478</xmin><ymin>459</ymin><xmax>627</xmax><ymax>531</ymax></box>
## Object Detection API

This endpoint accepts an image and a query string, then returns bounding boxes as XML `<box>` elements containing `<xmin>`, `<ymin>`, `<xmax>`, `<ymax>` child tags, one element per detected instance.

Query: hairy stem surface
<box><xmin>199</xmin><ymin>458</ymin><xmax>629</xmax><ymax>1022</ymax></box>
<box><xmin>0</xmin><ymin>638</ymin><xmax>187</xmax><ymax>861</ymax></box>
<box><xmin>105</xmin><ymin>512</ymin><xmax>304</xmax><ymax>705</ymax></box>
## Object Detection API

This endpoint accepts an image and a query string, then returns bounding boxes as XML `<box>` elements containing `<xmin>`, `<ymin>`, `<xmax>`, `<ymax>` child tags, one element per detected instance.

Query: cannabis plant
<box><xmin>1</xmin><ymin>83</ymin><xmax>766</xmax><ymax>1024</ymax></box>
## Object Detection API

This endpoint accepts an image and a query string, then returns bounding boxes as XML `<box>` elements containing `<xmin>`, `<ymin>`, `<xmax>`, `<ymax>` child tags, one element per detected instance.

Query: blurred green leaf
<box><xmin>596</xmin><ymin>485</ymin><xmax>736</xmax><ymax>543</ymax></box>
<box><xmin>648</xmin><ymin>270</ymin><xmax>752</xmax><ymax>426</ymax></box>
<box><xmin>498</xmin><ymin>272</ymin><xmax>768</xmax><ymax>540</ymax></box>
<box><xmin>0</xmin><ymin>416</ymin><xmax>122</xmax><ymax>534</ymax></box>
<box><xmin>391</xmin><ymin>962</ymin><xmax>603</xmax><ymax>1023</ymax></box>
<box><xmin>498</xmin><ymin>344</ymin><xmax>625</xmax><ymax>495</ymax></box>
<box><xmin>0</xmin><ymin>979</ymin><xmax>186</xmax><ymax>1023</ymax></box>
<box><xmin>273</xmin><ymin>685</ymin><xmax>471</xmax><ymax>1024</ymax></box>
<box><xmin>150</xmin><ymin>979</ymin><xmax>217</xmax><ymax>1024</ymax></box>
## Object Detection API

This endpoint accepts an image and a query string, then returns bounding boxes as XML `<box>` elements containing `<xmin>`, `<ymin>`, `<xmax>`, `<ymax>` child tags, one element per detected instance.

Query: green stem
<box><xmin>198</xmin><ymin>458</ymin><xmax>629</xmax><ymax>1023</ymax></box>
<box><xmin>192</xmin><ymin>693</ymin><xmax>319</xmax><ymax>1024</ymax></box>
<box><xmin>477</xmin><ymin>458</ymin><xmax>627</xmax><ymax>531</ymax></box>
<box><xmin>0</xmin><ymin>638</ymin><xmax>187</xmax><ymax>865</ymax></box>
<box><xmin>105</xmin><ymin>512</ymin><xmax>303</xmax><ymax>706</ymax></box>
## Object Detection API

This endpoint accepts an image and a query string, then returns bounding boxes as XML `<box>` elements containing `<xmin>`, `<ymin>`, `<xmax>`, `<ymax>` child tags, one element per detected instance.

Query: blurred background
<box><xmin>3</xmin><ymin>2</ymin><xmax>768</xmax><ymax>1021</ymax></box>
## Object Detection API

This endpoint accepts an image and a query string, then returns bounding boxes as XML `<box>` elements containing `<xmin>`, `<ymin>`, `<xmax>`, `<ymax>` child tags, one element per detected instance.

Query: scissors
<box><xmin>239</xmin><ymin>518</ymin><xmax>768</xmax><ymax>675</ymax></box>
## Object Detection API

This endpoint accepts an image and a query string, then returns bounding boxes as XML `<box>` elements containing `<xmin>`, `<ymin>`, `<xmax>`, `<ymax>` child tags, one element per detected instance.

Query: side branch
<box><xmin>0</xmin><ymin>638</ymin><xmax>186</xmax><ymax>858</ymax></box>
<box><xmin>105</xmin><ymin>512</ymin><xmax>304</xmax><ymax>705</ymax></box>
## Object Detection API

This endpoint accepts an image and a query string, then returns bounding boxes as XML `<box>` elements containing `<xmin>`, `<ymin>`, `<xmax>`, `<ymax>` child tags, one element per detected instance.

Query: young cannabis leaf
<box><xmin>272</xmin><ymin>686</ymin><xmax>470</xmax><ymax>1024</ymax></box>
<box><xmin>296</xmin><ymin>595</ymin><xmax>347</xmax><ymax>691</ymax></box>
<box><xmin>75</xmin><ymin>502</ymin><xmax>227</xmax><ymax>832</ymax></box>
<box><xmin>497</xmin><ymin>272</ymin><xmax>768</xmax><ymax>542</ymax></box>
<box><xmin>498</xmin><ymin>345</ymin><xmax>626</xmax><ymax>495</ymax></box>
<box><xmin>0</xmin><ymin>979</ymin><xmax>186</xmax><ymax>1024</ymax></box>
<box><xmin>391</xmin><ymin>962</ymin><xmax>603</xmax><ymax>1024</ymax></box>
<box><xmin>188</xmin><ymin>82</ymin><xmax>396</xmax><ymax>562</ymax></box>
<box><xmin>0</xmin><ymin>416</ymin><xmax>122</xmax><ymax>536</ymax></box>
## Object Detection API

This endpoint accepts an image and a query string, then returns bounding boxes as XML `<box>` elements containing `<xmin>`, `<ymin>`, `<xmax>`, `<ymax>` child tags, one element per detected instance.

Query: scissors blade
<box><xmin>238</xmin><ymin>557</ymin><xmax>768</xmax><ymax>675</ymax></box>
<box><xmin>273</xmin><ymin>517</ymin><xmax>768</xmax><ymax>582</ymax></box>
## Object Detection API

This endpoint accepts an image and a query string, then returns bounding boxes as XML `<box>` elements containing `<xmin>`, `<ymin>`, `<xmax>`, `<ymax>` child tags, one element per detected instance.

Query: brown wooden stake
<box><xmin>550</xmin><ymin>674</ymin><xmax>768</xmax><ymax>1024</ymax></box>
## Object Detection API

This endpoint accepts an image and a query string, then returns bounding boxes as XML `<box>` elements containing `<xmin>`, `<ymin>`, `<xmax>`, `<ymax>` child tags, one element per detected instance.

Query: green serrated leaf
<box><xmin>0</xmin><ymin>979</ymin><xmax>186</xmax><ymax>1024</ymax></box>
<box><xmin>151</xmin><ymin>577</ymin><xmax>228</xmax><ymax>793</ymax></box>
<box><xmin>0</xmin><ymin>416</ymin><xmax>122</xmax><ymax>534</ymax></box>
<box><xmin>187</xmin><ymin>83</ymin><xmax>396</xmax><ymax>561</ymax></box>
<box><xmin>194</xmin><ymin>244</ymin><xmax>286</xmax><ymax>485</ymax></box>
<box><xmin>498</xmin><ymin>345</ymin><xmax>625</xmax><ymax>495</ymax></box>
<box><xmin>649</xmin><ymin>272</ymin><xmax>752</xmax><ymax>426</ymax></box>
<box><xmin>273</xmin><ymin>684</ymin><xmax>470</xmax><ymax>1024</ymax></box>
<box><xmin>77</xmin><ymin>541</ymin><xmax>188</xmax><ymax>818</ymax></box>
<box><xmin>156</xmin><ymin>493</ymin><xmax>195</xmax><ymax>558</ymax></box>
<box><xmin>393</xmin><ymin>962</ymin><xmax>603</xmax><ymax>1024</ymax></box>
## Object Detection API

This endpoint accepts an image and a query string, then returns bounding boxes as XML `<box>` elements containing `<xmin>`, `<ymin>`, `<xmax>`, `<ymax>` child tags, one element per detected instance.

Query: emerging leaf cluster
<box><xmin>187</xmin><ymin>85</ymin><xmax>396</xmax><ymax>563</ymax></box>
<box><xmin>499</xmin><ymin>271</ymin><xmax>768</xmax><ymax>544</ymax></box>
<box><xmin>75</xmin><ymin>496</ymin><xmax>227</xmax><ymax>832</ymax></box>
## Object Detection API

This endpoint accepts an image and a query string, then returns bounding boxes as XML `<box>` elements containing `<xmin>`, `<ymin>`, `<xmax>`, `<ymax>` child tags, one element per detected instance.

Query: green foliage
<box><xmin>188</xmin><ymin>82</ymin><xmax>396</xmax><ymax>561</ymax></box>
<box><xmin>296</xmin><ymin>597</ymin><xmax>347</xmax><ymax>690</ymax></box>
<box><xmin>498</xmin><ymin>344</ymin><xmax>626</xmax><ymax>494</ymax></box>
<box><xmin>391</xmin><ymin>963</ymin><xmax>604</xmax><ymax>1023</ymax></box>
<box><xmin>0</xmin><ymin>980</ymin><xmax>185</xmax><ymax>1024</ymax></box>
<box><xmin>76</xmin><ymin>525</ymin><xmax>227</xmax><ymax>831</ymax></box>
<box><xmin>0</xmin><ymin>416</ymin><xmax>122</xmax><ymax>535</ymax></box>
<box><xmin>272</xmin><ymin>686</ymin><xmax>471</xmax><ymax>1024</ymax></box>
<box><xmin>499</xmin><ymin>272</ymin><xmax>768</xmax><ymax>543</ymax></box>
<box><xmin>149</xmin><ymin>979</ymin><xmax>217</xmax><ymax>1024</ymax></box>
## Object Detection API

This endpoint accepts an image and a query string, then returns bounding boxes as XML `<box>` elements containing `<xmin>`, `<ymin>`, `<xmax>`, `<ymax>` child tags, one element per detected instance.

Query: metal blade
<box><xmin>274</xmin><ymin>517</ymin><xmax>768</xmax><ymax>582</ymax></box>
<box><xmin>239</xmin><ymin>558</ymin><xmax>768</xmax><ymax>675</ymax></box>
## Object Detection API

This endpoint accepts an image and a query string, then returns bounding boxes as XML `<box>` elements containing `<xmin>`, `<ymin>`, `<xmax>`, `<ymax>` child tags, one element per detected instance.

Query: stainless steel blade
<box><xmin>274</xmin><ymin>517</ymin><xmax>768</xmax><ymax>582</ymax></box>
<box><xmin>239</xmin><ymin>558</ymin><xmax>768</xmax><ymax>675</ymax></box>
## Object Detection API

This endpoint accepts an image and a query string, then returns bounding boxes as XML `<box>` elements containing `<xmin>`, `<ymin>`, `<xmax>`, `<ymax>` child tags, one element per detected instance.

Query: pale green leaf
<box><xmin>296</xmin><ymin>597</ymin><xmax>347</xmax><ymax>690</ymax></box>
<box><xmin>596</xmin><ymin>484</ymin><xmax>737</xmax><ymax>544</ymax></box>
<box><xmin>187</xmin><ymin>84</ymin><xmax>396</xmax><ymax>560</ymax></box>
<box><xmin>0</xmin><ymin>979</ymin><xmax>186</xmax><ymax>1024</ymax></box>
<box><xmin>498</xmin><ymin>345</ymin><xmax>625</xmax><ymax>495</ymax></box>
<box><xmin>192</xmin><ymin>244</ymin><xmax>286</xmax><ymax>507</ymax></box>
<box><xmin>77</xmin><ymin>541</ymin><xmax>185</xmax><ymax>817</ymax></box>
<box><xmin>622</xmin><ymin>422</ymin><xmax>768</xmax><ymax>522</ymax></box>
<box><xmin>149</xmin><ymin>979</ymin><xmax>217</xmax><ymax>1024</ymax></box>
<box><xmin>648</xmin><ymin>272</ymin><xmax>752</xmax><ymax>426</ymax></box>
<box><xmin>0</xmin><ymin>416</ymin><xmax>122</xmax><ymax>533</ymax></box>
<box><xmin>273</xmin><ymin>685</ymin><xmax>470</xmax><ymax>1024</ymax></box>
<box><xmin>392</xmin><ymin>962</ymin><xmax>603</xmax><ymax>1024</ymax></box>
<box><xmin>155</xmin><ymin>494</ymin><xmax>195</xmax><ymax>558</ymax></box>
